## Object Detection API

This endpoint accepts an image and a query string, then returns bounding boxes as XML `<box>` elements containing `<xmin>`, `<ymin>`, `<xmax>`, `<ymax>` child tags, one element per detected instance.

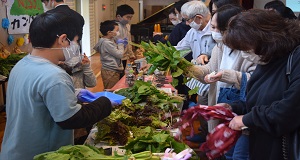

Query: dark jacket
<box><xmin>231</xmin><ymin>47</ymin><xmax>300</xmax><ymax>160</ymax></box>
<box><xmin>48</xmin><ymin>5</ymin><xmax>85</xmax><ymax>41</ymax></box>
<box><xmin>153</xmin><ymin>21</ymin><xmax>191</xmax><ymax>46</ymax></box>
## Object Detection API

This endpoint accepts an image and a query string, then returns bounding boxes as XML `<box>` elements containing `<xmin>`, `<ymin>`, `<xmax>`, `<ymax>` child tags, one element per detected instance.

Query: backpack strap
<box><xmin>286</xmin><ymin>45</ymin><xmax>300</xmax><ymax>82</ymax></box>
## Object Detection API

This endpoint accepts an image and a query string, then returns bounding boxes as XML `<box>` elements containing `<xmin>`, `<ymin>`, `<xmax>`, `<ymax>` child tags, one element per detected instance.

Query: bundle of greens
<box><xmin>131</xmin><ymin>41</ymin><xmax>195</xmax><ymax>87</ymax></box>
<box><xmin>123</xmin><ymin>127</ymin><xmax>187</xmax><ymax>154</ymax></box>
<box><xmin>115</xmin><ymin>80</ymin><xmax>183</xmax><ymax>111</ymax></box>
<box><xmin>34</xmin><ymin>145</ymin><xmax>157</xmax><ymax>160</ymax></box>
<box><xmin>131</xmin><ymin>41</ymin><xmax>200</xmax><ymax>95</ymax></box>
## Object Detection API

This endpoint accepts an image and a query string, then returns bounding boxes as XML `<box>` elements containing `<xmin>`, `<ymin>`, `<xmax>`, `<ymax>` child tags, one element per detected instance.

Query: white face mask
<box><xmin>171</xmin><ymin>20</ymin><xmax>180</xmax><ymax>26</ymax></box>
<box><xmin>118</xmin><ymin>16</ymin><xmax>129</xmax><ymax>25</ymax></box>
<box><xmin>34</xmin><ymin>37</ymin><xmax>82</xmax><ymax>67</ymax></box>
<box><xmin>176</xmin><ymin>14</ymin><xmax>182</xmax><ymax>21</ymax></box>
<box><xmin>211</xmin><ymin>31</ymin><xmax>223</xmax><ymax>43</ymax></box>
<box><xmin>189</xmin><ymin>20</ymin><xmax>201</xmax><ymax>30</ymax></box>
<box><xmin>45</xmin><ymin>1</ymin><xmax>54</xmax><ymax>10</ymax></box>
<box><xmin>115</xmin><ymin>31</ymin><xmax>120</xmax><ymax>37</ymax></box>
<box><xmin>241</xmin><ymin>50</ymin><xmax>267</xmax><ymax>65</ymax></box>
<box><xmin>63</xmin><ymin>41</ymin><xmax>82</xmax><ymax>67</ymax></box>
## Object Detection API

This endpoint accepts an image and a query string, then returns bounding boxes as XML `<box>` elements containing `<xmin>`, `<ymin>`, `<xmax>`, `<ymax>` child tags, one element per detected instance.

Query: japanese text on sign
<box><xmin>6</xmin><ymin>0</ymin><xmax>44</xmax><ymax>34</ymax></box>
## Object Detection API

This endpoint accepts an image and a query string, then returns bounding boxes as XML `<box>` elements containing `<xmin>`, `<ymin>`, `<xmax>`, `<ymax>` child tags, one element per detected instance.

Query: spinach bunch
<box><xmin>115</xmin><ymin>80</ymin><xmax>183</xmax><ymax>109</ymax></box>
<box><xmin>123</xmin><ymin>127</ymin><xmax>187</xmax><ymax>154</ymax></box>
<box><xmin>132</xmin><ymin>41</ymin><xmax>194</xmax><ymax>87</ymax></box>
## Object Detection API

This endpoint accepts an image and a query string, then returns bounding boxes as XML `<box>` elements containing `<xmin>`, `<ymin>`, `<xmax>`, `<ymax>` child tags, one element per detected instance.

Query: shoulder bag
<box><xmin>217</xmin><ymin>72</ymin><xmax>247</xmax><ymax>103</ymax></box>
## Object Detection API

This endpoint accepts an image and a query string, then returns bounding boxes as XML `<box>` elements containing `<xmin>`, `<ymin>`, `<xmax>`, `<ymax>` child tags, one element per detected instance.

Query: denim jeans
<box><xmin>225</xmin><ymin>134</ymin><xmax>249</xmax><ymax>160</ymax></box>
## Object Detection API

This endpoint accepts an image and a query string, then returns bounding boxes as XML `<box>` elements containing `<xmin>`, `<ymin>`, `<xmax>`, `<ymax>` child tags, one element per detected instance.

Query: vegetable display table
<box><xmin>110</xmin><ymin>75</ymin><xmax>177</xmax><ymax>94</ymax></box>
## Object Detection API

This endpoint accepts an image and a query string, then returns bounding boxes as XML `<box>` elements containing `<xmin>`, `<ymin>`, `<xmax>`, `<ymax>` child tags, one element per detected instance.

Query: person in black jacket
<box><xmin>47</xmin><ymin>0</ymin><xmax>85</xmax><ymax>41</ymax></box>
<box><xmin>264</xmin><ymin>0</ymin><xmax>297</xmax><ymax>20</ymax></box>
<box><xmin>153</xmin><ymin>0</ymin><xmax>190</xmax><ymax>46</ymax></box>
<box><xmin>220</xmin><ymin>9</ymin><xmax>300</xmax><ymax>160</ymax></box>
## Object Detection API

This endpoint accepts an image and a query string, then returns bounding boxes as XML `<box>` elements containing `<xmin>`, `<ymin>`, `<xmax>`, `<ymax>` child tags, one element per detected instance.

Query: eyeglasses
<box><xmin>57</xmin><ymin>35</ymin><xmax>71</xmax><ymax>45</ymax></box>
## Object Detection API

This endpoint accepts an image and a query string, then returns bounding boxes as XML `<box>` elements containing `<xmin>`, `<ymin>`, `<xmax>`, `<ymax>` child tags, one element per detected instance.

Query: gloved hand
<box><xmin>116</xmin><ymin>38</ymin><xmax>128</xmax><ymax>47</ymax></box>
<box><xmin>110</xmin><ymin>100</ymin><xmax>119</xmax><ymax>107</ymax></box>
<box><xmin>77</xmin><ymin>89</ymin><xmax>97</xmax><ymax>102</ymax></box>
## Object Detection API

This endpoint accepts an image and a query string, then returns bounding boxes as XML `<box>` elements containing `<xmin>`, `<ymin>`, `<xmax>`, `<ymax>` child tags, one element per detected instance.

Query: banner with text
<box><xmin>6</xmin><ymin>0</ymin><xmax>44</xmax><ymax>34</ymax></box>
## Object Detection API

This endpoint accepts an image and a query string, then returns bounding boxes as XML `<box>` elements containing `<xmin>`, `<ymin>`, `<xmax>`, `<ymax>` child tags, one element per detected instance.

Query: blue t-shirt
<box><xmin>0</xmin><ymin>55</ymin><xmax>81</xmax><ymax>160</ymax></box>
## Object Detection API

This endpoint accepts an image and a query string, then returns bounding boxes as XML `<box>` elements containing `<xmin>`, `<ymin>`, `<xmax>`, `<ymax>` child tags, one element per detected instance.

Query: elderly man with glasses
<box><xmin>176</xmin><ymin>0</ymin><xmax>216</xmax><ymax>105</ymax></box>
<box><xmin>175</xmin><ymin>1</ymin><xmax>216</xmax><ymax>144</ymax></box>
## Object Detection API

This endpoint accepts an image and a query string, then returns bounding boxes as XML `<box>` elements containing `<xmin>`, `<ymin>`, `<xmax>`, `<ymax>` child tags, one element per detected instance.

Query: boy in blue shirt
<box><xmin>0</xmin><ymin>11</ymin><xmax>112</xmax><ymax>160</ymax></box>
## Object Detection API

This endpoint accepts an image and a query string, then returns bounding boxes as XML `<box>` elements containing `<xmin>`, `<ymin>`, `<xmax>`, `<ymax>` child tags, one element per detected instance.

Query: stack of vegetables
<box><xmin>94</xmin><ymin>80</ymin><xmax>184</xmax><ymax>146</ymax></box>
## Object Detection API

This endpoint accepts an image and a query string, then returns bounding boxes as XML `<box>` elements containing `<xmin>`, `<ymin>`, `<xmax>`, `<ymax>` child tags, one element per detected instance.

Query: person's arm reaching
<box><xmin>57</xmin><ymin>96</ymin><xmax>112</xmax><ymax>129</ymax></box>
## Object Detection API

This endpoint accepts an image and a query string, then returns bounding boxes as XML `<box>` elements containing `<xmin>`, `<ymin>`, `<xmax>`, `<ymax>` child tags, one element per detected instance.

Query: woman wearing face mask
<box><xmin>185</xmin><ymin>5</ymin><xmax>257</xmax><ymax>159</ymax></box>
<box><xmin>222</xmin><ymin>9</ymin><xmax>300</xmax><ymax>160</ymax></box>
<box><xmin>94</xmin><ymin>20</ymin><xmax>125</xmax><ymax>89</ymax></box>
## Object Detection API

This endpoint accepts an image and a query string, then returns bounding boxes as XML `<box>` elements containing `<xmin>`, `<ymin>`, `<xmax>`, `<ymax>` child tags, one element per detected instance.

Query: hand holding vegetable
<box><xmin>196</xmin><ymin>54</ymin><xmax>209</xmax><ymax>65</ymax></box>
<box><xmin>131</xmin><ymin>41</ymin><xmax>193</xmax><ymax>86</ymax></box>
<box><xmin>215</xmin><ymin>103</ymin><xmax>232</xmax><ymax>111</ymax></box>
<box><xmin>204</xmin><ymin>71</ymin><xmax>222</xmax><ymax>83</ymax></box>
<box><xmin>229</xmin><ymin>115</ymin><xmax>245</xmax><ymax>131</ymax></box>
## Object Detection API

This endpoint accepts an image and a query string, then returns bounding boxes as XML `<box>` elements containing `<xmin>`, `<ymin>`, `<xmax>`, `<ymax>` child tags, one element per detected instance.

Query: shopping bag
<box><xmin>217</xmin><ymin>72</ymin><xmax>247</xmax><ymax>103</ymax></box>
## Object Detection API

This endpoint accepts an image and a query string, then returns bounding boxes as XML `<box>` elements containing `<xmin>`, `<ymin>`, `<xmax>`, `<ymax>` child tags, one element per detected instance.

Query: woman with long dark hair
<box><xmin>223</xmin><ymin>9</ymin><xmax>300</xmax><ymax>160</ymax></box>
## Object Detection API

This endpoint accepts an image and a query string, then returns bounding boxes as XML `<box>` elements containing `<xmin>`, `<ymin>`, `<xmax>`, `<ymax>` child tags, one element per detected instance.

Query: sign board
<box><xmin>6</xmin><ymin>0</ymin><xmax>44</xmax><ymax>34</ymax></box>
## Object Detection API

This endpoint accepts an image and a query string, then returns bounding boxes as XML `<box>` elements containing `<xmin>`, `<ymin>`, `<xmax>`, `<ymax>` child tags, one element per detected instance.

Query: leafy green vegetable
<box><xmin>123</xmin><ymin>127</ymin><xmax>188</xmax><ymax>154</ymax></box>
<box><xmin>0</xmin><ymin>53</ymin><xmax>27</xmax><ymax>76</ymax></box>
<box><xmin>34</xmin><ymin>145</ymin><xmax>153</xmax><ymax>160</ymax></box>
<box><xmin>131</xmin><ymin>41</ymin><xmax>197</xmax><ymax>87</ymax></box>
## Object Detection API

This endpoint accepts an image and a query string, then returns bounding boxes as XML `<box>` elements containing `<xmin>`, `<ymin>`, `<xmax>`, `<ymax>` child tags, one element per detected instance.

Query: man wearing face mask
<box><xmin>115</xmin><ymin>4</ymin><xmax>135</xmax><ymax>78</ymax></box>
<box><xmin>94</xmin><ymin>20</ymin><xmax>125</xmax><ymax>89</ymax></box>
<box><xmin>153</xmin><ymin>0</ymin><xmax>190</xmax><ymax>46</ymax></box>
<box><xmin>175</xmin><ymin>1</ymin><xmax>216</xmax><ymax>107</ymax></box>
<box><xmin>47</xmin><ymin>0</ymin><xmax>84</xmax><ymax>42</ymax></box>
<box><xmin>0</xmin><ymin>12</ymin><xmax>112</xmax><ymax>160</ymax></box>
<box><xmin>41</xmin><ymin>0</ymin><xmax>51</xmax><ymax>12</ymax></box>
<box><xmin>169</xmin><ymin>9</ymin><xmax>181</xmax><ymax>26</ymax></box>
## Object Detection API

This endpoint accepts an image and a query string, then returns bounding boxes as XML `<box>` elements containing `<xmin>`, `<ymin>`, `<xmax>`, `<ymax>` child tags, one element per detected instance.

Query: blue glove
<box><xmin>116</xmin><ymin>38</ymin><xmax>128</xmax><ymax>47</ymax></box>
<box><xmin>110</xmin><ymin>100</ymin><xmax>119</xmax><ymax>107</ymax></box>
<box><xmin>123</xmin><ymin>38</ymin><xmax>128</xmax><ymax>46</ymax></box>
<box><xmin>77</xmin><ymin>89</ymin><xmax>97</xmax><ymax>102</ymax></box>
